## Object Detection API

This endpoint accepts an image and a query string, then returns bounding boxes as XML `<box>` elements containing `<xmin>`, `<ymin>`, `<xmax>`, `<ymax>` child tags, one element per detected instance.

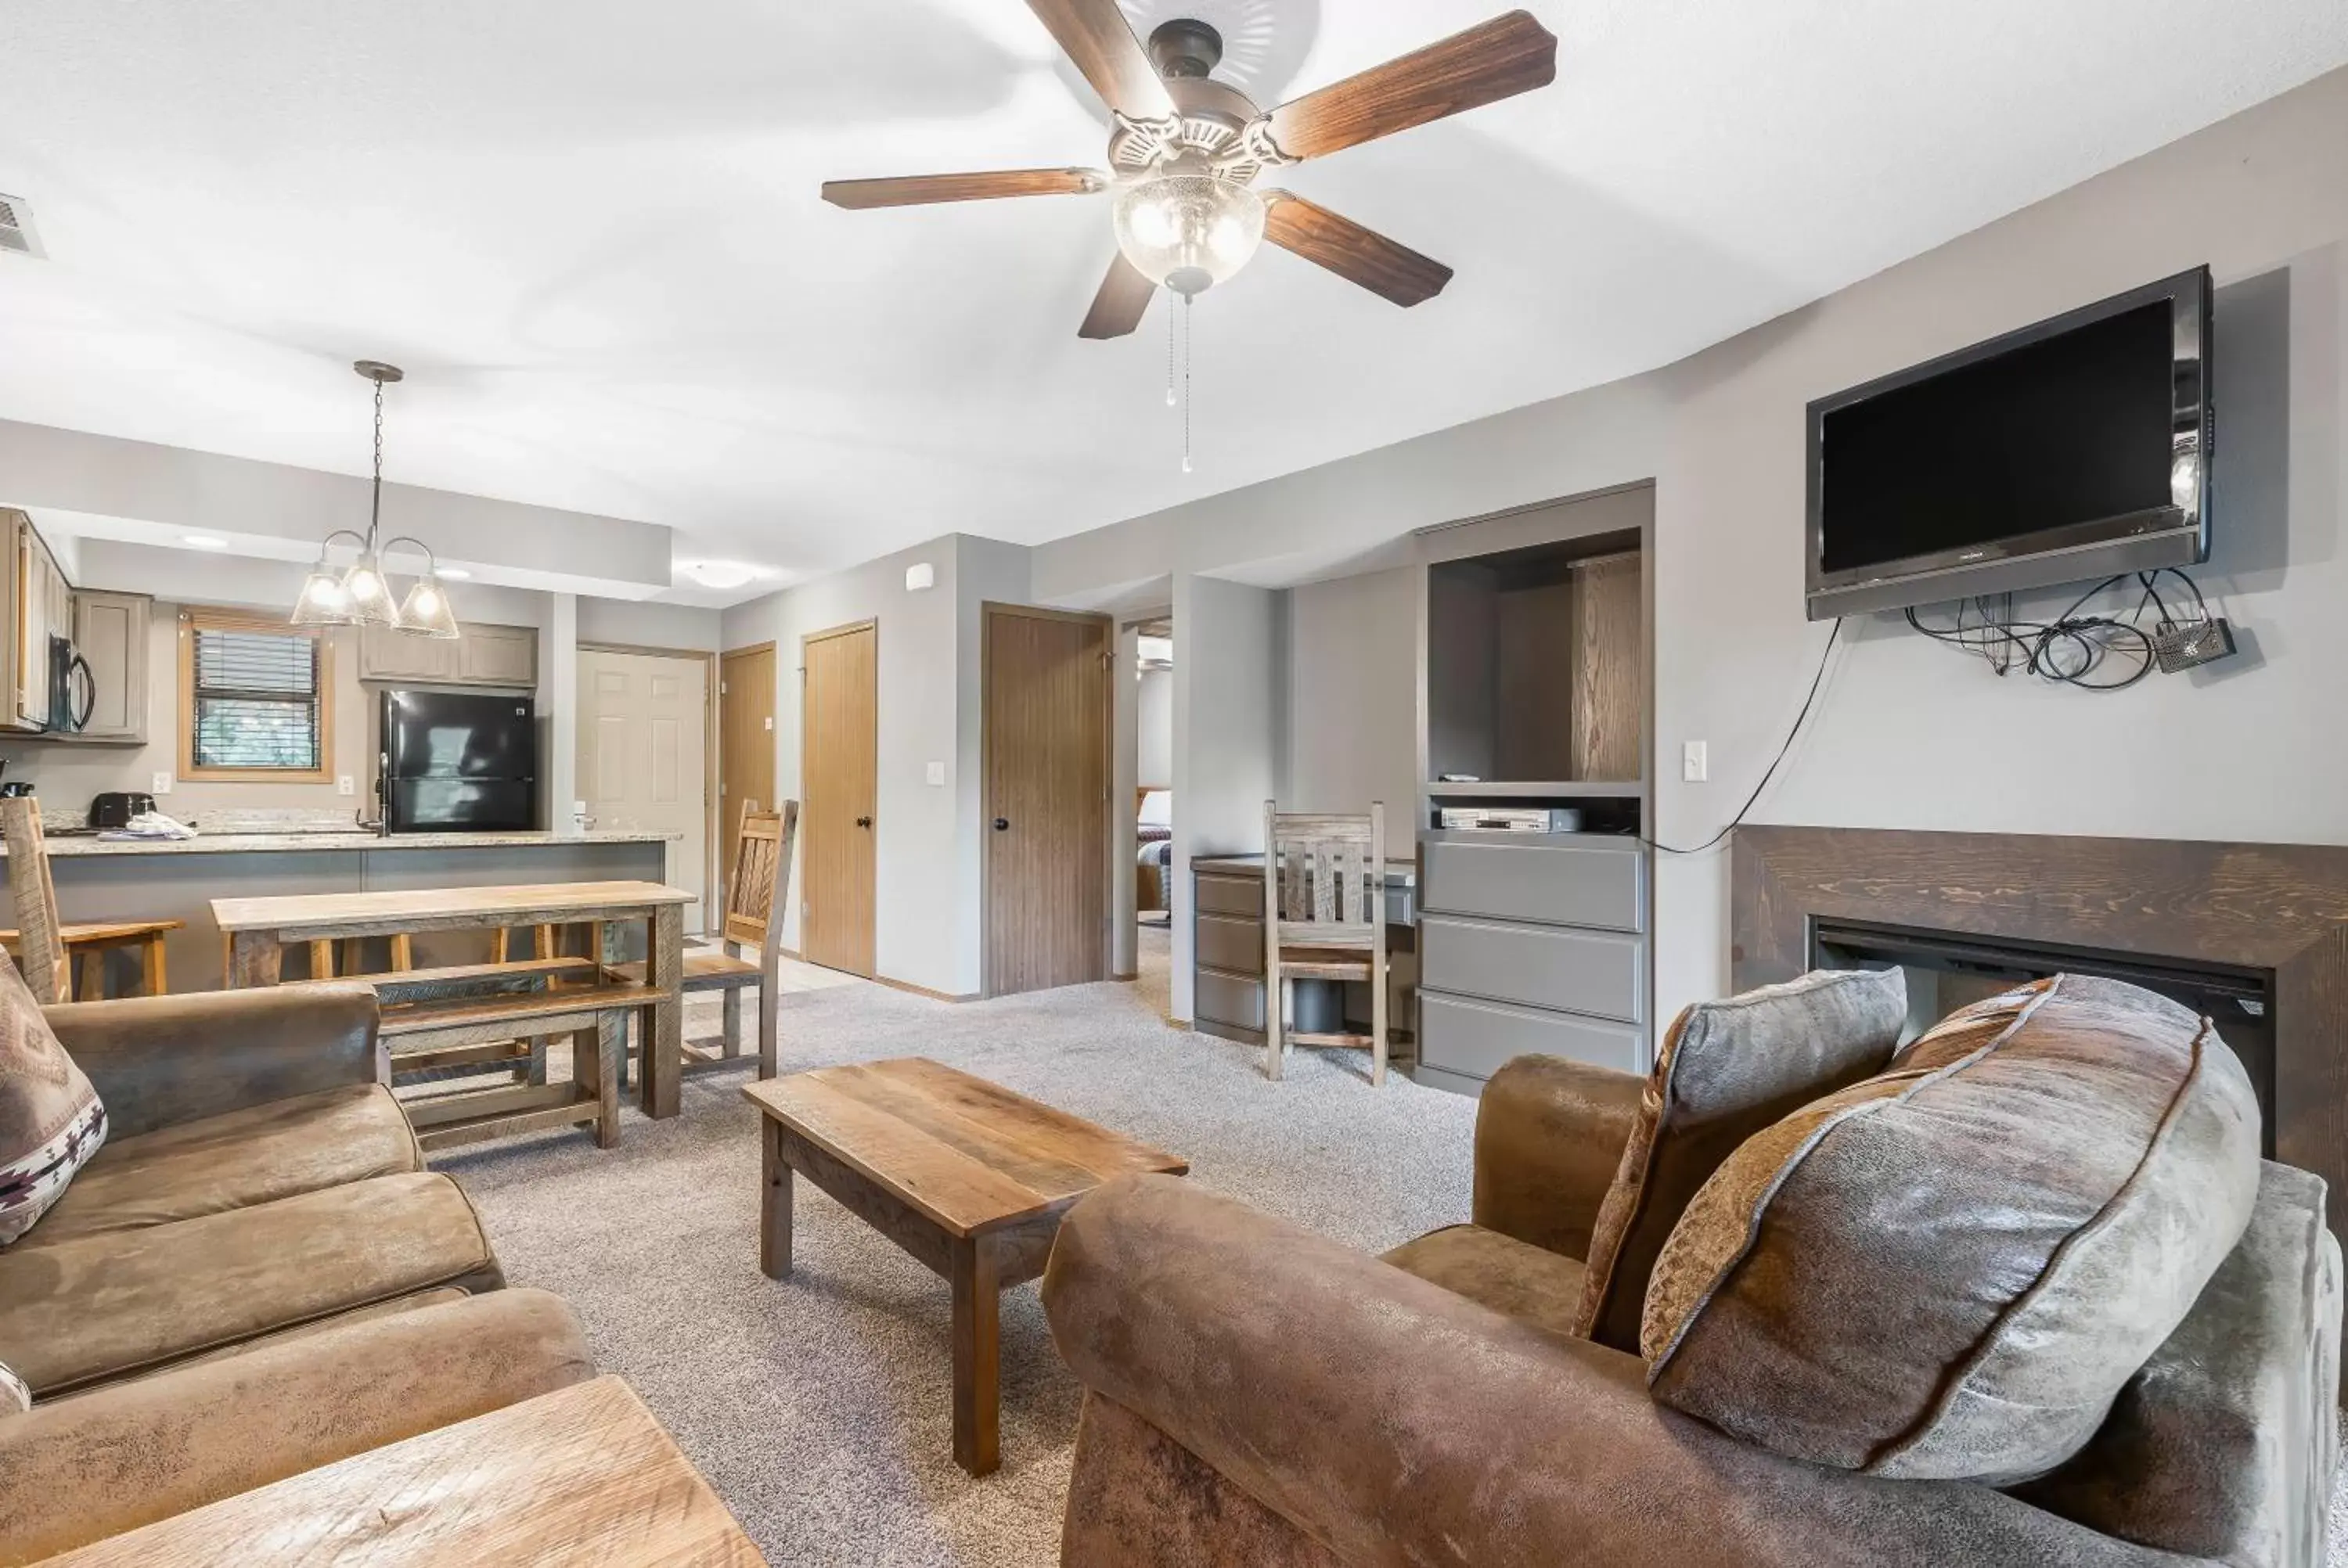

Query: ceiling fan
<box><xmin>822</xmin><ymin>4</ymin><xmax>1559</xmax><ymax>339</ymax></box>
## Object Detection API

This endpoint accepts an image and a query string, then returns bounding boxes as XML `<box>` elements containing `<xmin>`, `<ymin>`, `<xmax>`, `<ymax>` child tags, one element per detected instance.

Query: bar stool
<box><xmin>0</xmin><ymin>798</ymin><xmax>183</xmax><ymax>1002</ymax></box>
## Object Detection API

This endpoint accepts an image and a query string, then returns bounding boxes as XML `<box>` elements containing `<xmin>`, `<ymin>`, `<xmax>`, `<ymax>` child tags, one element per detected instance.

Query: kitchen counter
<box><xmin>16</xmin><ymin>829</ymin><xmax>689</xmax><ymax>991</ymax></box>
<box><xmin>12</xmin><ymin>829</ymin><xmax>680</xmax><ymax>858</ymax></box>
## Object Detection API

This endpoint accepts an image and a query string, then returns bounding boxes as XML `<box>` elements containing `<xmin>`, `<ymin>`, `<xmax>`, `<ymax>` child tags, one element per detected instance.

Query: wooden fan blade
<box><xmin>1079</xmin><ymin>253</ymin><xmax>1156</xmax><ymax>340</ymax></box>
<box><xmin>823</xmin><ymin>169</ymin><xmax>1108</xmax><ymax>210</ymax></box>
<box><xmin>1262</xmin><ymin>193</ymin><xmax>1453</xmax><ymax>307</ymax></box>
<box><xmin>1255</xmin><ymin>10</ymin><xmax>1556</xmax><ymax>162</ymax></box>
<box><xmin>1025</xmin><ymin>0</ymin><xmax>1177</xmax><ymax>122</ymax></box>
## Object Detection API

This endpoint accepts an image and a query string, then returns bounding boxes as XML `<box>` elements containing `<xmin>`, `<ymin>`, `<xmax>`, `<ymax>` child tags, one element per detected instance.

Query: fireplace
<box><xmin>1734</xmin><ymin>826</ymin><xmax>2348</xmax><ymax>1243</ymax></box>
<box><xmin>1808</xmin><ymin>918</ymin><xmax>2276</xmax><ymax>1153</ymax></box>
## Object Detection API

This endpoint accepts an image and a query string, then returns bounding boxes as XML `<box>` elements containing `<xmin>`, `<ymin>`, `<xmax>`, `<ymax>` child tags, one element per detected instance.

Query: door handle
<box><xmin>993</xmin><ymin>818</ymin><xmax>1009</xmax><ymax>832</ymax></box>
<box><xmin>855</xmin><ymin>815</ymin><xmax>873</xmax><ymax>829</ymax></box>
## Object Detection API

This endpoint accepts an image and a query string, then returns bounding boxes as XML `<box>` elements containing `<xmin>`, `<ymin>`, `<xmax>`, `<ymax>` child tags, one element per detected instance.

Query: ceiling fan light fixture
<box><xmin>1112</xmin><ymin>175</ymin><xmax>1264</xmax><ymax>297</ymax></box>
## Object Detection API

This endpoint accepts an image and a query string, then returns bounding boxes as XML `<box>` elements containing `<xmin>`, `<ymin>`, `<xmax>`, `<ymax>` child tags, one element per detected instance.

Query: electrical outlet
<box><xmin>337</xmin><ymin>775</ymin><xmax>355</xmax><ymax>796</ymax></box>
<box><xmin>150</xmin><ymin>771</ymin><xmax>173</xmax><ymax>796</ymax></box>
<box><xmin>925</xmin><ymin>761</ymin><xmax>945</xmax><ymax>786</ymax></box>
<box><xmin>1682</xmin><ymin>740</ymin><xmax>1709</xmax><ymax>783</ymax></box>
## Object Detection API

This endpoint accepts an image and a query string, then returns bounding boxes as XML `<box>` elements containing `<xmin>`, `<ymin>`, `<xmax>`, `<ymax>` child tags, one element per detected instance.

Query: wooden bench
<box><xmin>295</xmin><ymin>957</ymin><xmax>657</xmax><ymax>1151</ymax></box>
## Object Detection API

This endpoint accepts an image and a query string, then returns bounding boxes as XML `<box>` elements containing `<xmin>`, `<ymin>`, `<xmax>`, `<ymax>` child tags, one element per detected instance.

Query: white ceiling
<box><xmin>1</xmin><ymin>0</ymin><xmax>2343</xmax><ymax>599</ymax></box>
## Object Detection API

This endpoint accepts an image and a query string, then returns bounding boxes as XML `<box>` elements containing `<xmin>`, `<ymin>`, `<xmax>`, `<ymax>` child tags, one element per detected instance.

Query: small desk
<box><xmin>744</xmin><ymin>1058</ymin><xmax>1188</xmax><ymax>1476</ymax></box>
<box><xmin>212</xmin><ymin>880</ymin><xmax>697</xmax><ymax>1120</ymax></box>
<box><xmin>31</xmin><ymin>1376</ymin><xmax>764</xmax><ymax>1566</ymax></box>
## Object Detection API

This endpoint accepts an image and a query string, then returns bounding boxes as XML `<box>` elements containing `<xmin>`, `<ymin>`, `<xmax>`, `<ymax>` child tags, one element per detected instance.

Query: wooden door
<box><xmin>719</xmin><ymin>643</ymin><xmax>778</xmax><ymax>912</ymax></box>
<box><xmin>578</xmin><ymin>648</ymin><xmax>710</xmax><ymax>930</ymax></box>
<box><xmin>983</xmin><ymin>604</ymin><xmax>1110</xmax><ymax>996</ymax></box>
<box><xmin>800</xmin><ymin>623</ymin><xmax>876</xmax><ymax>976</ymax></box>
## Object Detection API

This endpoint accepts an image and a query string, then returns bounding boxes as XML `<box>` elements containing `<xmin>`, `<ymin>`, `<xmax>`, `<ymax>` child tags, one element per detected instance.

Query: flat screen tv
<box><xmin>1805</xmin><ymin>267</ymin><xmax>2212</xmax><ymax>620</ymax></box>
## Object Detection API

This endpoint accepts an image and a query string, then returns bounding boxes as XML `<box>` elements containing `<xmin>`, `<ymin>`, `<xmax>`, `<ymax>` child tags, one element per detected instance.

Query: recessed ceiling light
<box><xmin>182</xmin><ymin>534</ymin><xmax>229</xmax><ymax>549</ymax></box>
<box><xmin>437</xmin><ymin>566</ymin><xmax>472</xmax><ymax>579</ymax></box>
<box><xmin>684</xmin><ymin>561</ymin><xmax>757</xmax><ymax>590</ymax></box>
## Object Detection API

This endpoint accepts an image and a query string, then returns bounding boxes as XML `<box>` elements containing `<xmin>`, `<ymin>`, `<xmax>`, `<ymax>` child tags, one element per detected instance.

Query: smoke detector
<box><xmin>0</xmin><ymin>194</ymin><xmax>45</xmax><ymax>258</ymax></box>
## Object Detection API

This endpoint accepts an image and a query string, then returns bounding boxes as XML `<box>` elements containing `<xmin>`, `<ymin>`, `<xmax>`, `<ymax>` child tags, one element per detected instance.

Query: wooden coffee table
<box><xmin>743</xmin><ymin>1057</ymin><xmax>1187</xmax><ymax>1476</ymax></box>
<box><xmin>36</xmin><ymin>1376</ymin><xmax>762</xmax><ymax>1566</ymax></box>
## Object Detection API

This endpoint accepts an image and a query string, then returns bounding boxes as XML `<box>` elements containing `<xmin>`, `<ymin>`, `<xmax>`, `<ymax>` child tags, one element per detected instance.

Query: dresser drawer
<box><xmin>1195</xmin><ymin>913</ymin><xmax>1263</xmax><ymax>975</ymax></box>
<box><xmin>1422</xmin><ymin>837</ymin><xmax>1644</xmax><ymax>932</ymax></box>
<box><xmin>1419</xmin><ymin>989</ymin><xmax>1644</xmax><ymax>1081</ymax></box>
<box><xmin>1194</xmin><ymin>873</ymin><xmax>1262</xmax><ymax>917</ymax></box>
<box><xmin>1420</xmin><ymin>914</ymin><xmax>1644</xmax><ymax>1023</ymax></box>
<box><xmin>1195</xmin><ymin>969</ymin><xmax>1265</xmax><ymax>1032</ymax></box>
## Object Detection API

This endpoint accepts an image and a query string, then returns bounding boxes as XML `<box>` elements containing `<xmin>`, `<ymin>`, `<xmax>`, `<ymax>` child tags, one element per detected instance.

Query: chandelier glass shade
<box><xmin>290</xmin><ymin>362</ymin><xmax>458</xmax><ymax>638</ymax></box>
<box><xmin>1111</xmin><ymin>174</ymin><xmax>1265</xmax><ymax>297</ymax></box>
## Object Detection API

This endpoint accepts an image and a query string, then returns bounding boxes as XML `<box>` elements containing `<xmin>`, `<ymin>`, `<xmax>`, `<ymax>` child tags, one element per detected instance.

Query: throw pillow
<box><xmin>1640</xmin><ymin>974</ymin><xmax>2260</xmax><ymax>1484</ymax></box>
<box><xmin>1570</xmin><ymin>966</ymin><xmax>1907</xmax><ymax>1350</ymax></box>
<box><xmin>0</xmin><ymin>954</ymin><xmax>108</xmax><ymax>1246</ymax></box>
<box><xmin>0</xmin><ymin>1358</ymin><xmax>27</xmax><ymax>1416</ymax></box>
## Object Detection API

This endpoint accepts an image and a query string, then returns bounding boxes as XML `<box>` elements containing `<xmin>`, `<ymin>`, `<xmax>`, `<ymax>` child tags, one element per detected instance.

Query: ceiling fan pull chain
<box><xmin>1166</xmin><ymin>297</ymin><xmax>1178</xmax><ymax>408</ymax></box>
<box><xmin>1181</xmin><ymin>292</ymin><xmax>1194</xmax><ymax>474</ymax></box>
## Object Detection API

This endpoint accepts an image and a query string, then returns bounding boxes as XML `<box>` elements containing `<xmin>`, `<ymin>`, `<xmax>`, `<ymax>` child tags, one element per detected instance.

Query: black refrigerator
<box><xmin>379</xmin><ymin>689</ymin><xmax>538</xmax><ymax>833</ymax></box>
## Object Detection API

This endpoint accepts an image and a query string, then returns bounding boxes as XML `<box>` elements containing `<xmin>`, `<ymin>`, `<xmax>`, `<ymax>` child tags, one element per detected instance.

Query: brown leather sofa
<box><xmin>1043</xmin><ymin>1051</ymin><xmax>2340</xmax><ymax>1567</ymax></box>
<box><xmin>0</xmin><ymin>983</ymin><xmax>598</xmax><ymax>1563</ymax></box>
<box><xmin>0</xmin><ymin>984</ymin><xmax>506</xmax><ymax>1397</ymax></box>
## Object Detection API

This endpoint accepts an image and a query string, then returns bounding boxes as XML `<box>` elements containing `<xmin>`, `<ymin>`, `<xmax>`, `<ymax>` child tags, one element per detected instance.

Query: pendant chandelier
<box><xmin>290</xmin><ymin>361</ymin><xmax>458</xmax><ymax>638</ymax></box>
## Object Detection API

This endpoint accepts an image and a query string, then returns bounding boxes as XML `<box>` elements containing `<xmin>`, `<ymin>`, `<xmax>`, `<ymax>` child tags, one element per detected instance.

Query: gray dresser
<box><xmin>1191</xmin><ymin>855</ymin><xmax>1417</xmax><ymax>1046</ymax></box>
<box><xmin>1413</xmin><ymin>830</ymin><xmax>1647</xmax><ymax>1096</ymax></box>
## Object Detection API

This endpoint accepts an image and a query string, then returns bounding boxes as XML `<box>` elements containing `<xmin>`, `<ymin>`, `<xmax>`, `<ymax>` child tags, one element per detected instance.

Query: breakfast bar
<box><xmin>0</xmin><ymin>828</ymin><xmax>679</xmax><ymax>1001</ymax></box>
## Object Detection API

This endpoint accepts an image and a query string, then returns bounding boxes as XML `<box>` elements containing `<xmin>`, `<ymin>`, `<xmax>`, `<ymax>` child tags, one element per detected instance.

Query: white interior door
<box><xmin>578</xmin><ymin>649</ymin><xmax>710</xmax><ymax>932</ymax></box>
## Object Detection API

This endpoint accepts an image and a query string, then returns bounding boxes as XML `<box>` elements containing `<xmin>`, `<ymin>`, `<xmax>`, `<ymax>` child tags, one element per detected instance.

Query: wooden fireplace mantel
<box><xmin>1732</xmin><ymin>825</ymin><xmax>2348</xmax><ymax>1244</ymax></box>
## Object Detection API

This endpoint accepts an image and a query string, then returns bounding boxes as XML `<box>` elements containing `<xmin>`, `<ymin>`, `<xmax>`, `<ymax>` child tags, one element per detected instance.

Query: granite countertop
<box><xmin>14</xmin><ymin>829</ymin><xmax>681</xmax><ymax>858</ymax></box>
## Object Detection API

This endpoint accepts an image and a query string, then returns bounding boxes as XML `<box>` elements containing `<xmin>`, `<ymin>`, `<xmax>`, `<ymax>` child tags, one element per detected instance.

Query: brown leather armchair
<box><xmin>1043</xmin><ymin>1053</ymin><xmax>2338</xmax><ymax>1567</ymax></box>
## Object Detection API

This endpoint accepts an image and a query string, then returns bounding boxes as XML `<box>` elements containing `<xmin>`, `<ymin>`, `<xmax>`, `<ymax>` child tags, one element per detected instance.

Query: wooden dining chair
<box><xmin>0</xmin><ymin>797</ymin><xmax>183</xmax><ymax>1002</ymax></box>
<box><xmin>1262</xmin><ymin>800</ymin><xmax>1389</xmax><ymax>1086</ymax></box>
<box><xmin>610</xmin><ymin>800</ymin><xmax>799</xmax><ymax>1079</ymax></box>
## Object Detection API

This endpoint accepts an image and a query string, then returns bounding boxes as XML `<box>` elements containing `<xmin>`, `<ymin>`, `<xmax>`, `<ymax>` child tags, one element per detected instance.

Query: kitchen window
<box><xmin>180</xmin><ymin>610</ymin><xmax>333</xmax><ymax>781</ymax></box>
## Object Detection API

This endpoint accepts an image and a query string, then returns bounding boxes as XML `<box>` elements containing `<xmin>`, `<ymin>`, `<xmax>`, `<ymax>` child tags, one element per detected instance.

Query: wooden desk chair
<box><xmin>0</xmin><ymin>797</ymin><xmax>183</xmax><ymax>1002</ymax></box>
<box><xmin>1262</xmin><ymin>800</ymin><xmax>1389</xmax><ymax>1086</ymax></box>
<box><xmin>609</xmin><ymin>800</ymin><xmax>798</xmax><ymax>1079</ymax></box>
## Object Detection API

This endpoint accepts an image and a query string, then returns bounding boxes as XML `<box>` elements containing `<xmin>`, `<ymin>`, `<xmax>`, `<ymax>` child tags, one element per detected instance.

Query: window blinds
<box><xmin>191</xmin><ymin>625</ymin><xmax>321</xmax><ymax>770</ymax></box>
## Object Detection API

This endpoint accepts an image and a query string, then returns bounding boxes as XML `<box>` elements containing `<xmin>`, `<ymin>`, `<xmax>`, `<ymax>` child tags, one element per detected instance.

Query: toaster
<box><xmin>89</xmin><ymin>791</ymin><xmax>157</xmax><ymax>829</ymax></box>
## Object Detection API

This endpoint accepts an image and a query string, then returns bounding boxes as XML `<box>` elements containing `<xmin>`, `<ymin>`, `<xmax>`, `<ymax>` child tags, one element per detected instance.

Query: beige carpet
<box><xmin>438</xmin><ymin>930</ymin><xmax>1476</xmax><ymax>1566</ymax></box>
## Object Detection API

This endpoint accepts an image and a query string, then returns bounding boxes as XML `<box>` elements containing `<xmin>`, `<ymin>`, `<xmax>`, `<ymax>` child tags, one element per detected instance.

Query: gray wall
<box><xmin>1030</xmin><ymin>66</ymin><xmax>2348</xmax><ymax>1024</ymax></box>
<box><xmin>1170</xmin><ymin>574</ymin><xmax>1282</xmax><ymax>1021</ymax></box>
<box><xmin>1136</xmin><ymin>667</ymin><xmax>1172</xmax><ymax>787</ymax></box>
<box><xmin>1284</xmin><ymin>566</ymin><xmax>1419</xmax><ymax>821</ymax></box>
<box><xmin>718</xmin><ymin>533</ymin><xmax>1014</xmax><ymax>998</ymax></box>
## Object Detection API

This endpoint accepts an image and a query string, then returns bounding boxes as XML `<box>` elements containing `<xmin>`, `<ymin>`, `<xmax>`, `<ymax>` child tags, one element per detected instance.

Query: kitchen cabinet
<box><xmin>3</xmin><ymin>508</ymin><xmax>70</xmax><ymax>732</ymax></box>
<box><xmin>360</xmin><ymin>620</ymin><xmax>535</xmax><ymax>688</ymax></box>
<box><xmin>69</xmin><ymin>590</ymin><xmax>152</xmax><ymax>742</ymax></box>
<box><xmin>457</xmin><ymin>623</ymin><xmax>538</xmax><ymax>688</ymax></box>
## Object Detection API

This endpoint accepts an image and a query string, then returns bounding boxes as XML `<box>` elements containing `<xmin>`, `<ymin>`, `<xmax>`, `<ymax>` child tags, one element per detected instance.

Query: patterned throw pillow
<box><xmin>0</xmin><ymin>954</ymin><xmax>107</xmax><ymax>1246</ymax></box>
<box><xmin>1640</xmin><ymin>975</ymin><xmax>2260</xmax><ymax>1484</ymax></box>
<box><xmin>1569</xmin><ymin>967</ymin><xmax>1907</xmax><ymax>1350</ymax></box>
<box><xmin>0</xmin><ymin>1358</ymin><xmax>28</xmax><ymax>1415</ymax></box>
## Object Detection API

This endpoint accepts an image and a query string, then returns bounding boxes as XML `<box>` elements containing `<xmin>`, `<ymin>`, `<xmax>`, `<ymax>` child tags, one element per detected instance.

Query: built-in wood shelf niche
<box><xmin>1425</xmin><ymin>529</ymin><xmax>1645</xmax><ymax>795</ymax></box>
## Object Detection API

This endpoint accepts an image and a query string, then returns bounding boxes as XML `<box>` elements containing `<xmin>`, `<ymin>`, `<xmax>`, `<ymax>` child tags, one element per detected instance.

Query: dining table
<box><xmin>211</xmin><ymin>879</ymin><xmax>697</xmax><ymax>1120</ymax></box>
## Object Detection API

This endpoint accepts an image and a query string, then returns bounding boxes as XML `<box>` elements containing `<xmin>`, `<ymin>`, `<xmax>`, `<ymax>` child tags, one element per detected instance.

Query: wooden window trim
<box><xmin>178</xmin><ymin>609</ymin><xmax>335</xmax><ymax>782</ymax></box>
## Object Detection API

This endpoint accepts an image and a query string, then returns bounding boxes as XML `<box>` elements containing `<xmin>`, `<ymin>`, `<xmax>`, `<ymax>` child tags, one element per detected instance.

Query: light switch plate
<box><xmin>1682</xmin><ymin>740</ymin><xmax>1709</xmax><ymax>783</ymax></box>
<box><xmin>925</xmin><ymin>761</ymin><xmax>945</xmax><ymax>786</ymax></box>
<box><xmin>151</xmin><ymin>771</ymin><xmax>174</xmax><ymax>796</ymax></box>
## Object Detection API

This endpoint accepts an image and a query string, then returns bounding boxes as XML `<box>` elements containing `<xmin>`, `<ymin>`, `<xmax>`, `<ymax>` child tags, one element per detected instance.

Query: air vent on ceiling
<box><xmin>0</xmin><ymin>194</ymin><xmax>45</xmax><ymax>258</ymax></box>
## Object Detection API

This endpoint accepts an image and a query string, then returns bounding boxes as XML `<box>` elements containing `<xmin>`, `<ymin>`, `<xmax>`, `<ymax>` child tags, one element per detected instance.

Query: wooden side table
<box><xmin>31</xmin><ymin>1376</ymin><xmax>763</xmax><ymax>1566</ymax></box>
